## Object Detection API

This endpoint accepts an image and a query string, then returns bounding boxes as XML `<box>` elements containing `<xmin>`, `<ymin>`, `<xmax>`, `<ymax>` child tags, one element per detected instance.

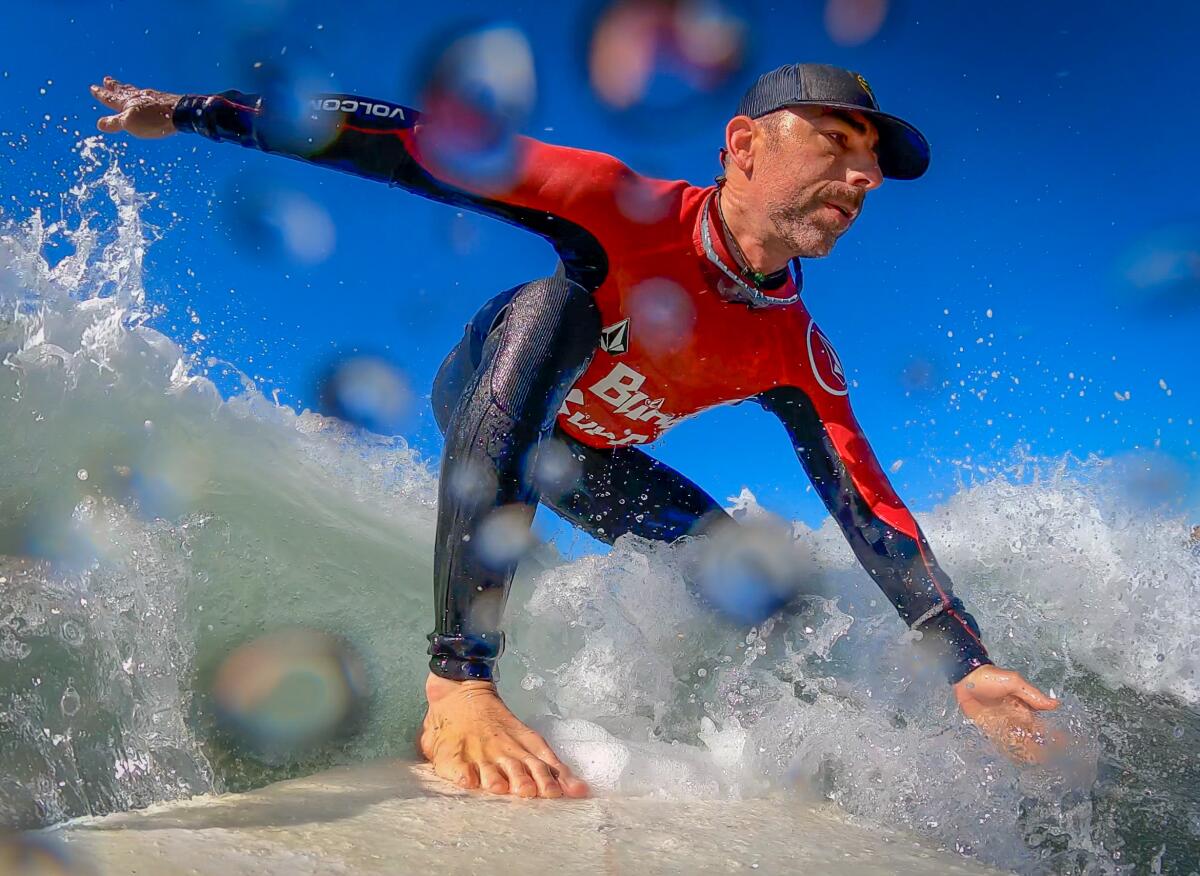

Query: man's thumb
<box><xmin>97</xmin><ymin>113</ymin><xmax>124</xmax><ymax>133</ymax></box>
<box><xmin>1015</xmin><ymin>679</ymin><xmax>1060</xmax><ymax>711</ymax></box>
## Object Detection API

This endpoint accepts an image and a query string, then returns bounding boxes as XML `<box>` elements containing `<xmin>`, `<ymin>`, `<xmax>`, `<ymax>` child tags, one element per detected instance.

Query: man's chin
<box><xmin>793</xmin><ymin>234</ymin><xmax>840</xmax><ymax>259</ymax></box>
<box><xmin>777</xmin><ymin>216</ymin><xmax>845</xmax><ymax>259</ymax></box>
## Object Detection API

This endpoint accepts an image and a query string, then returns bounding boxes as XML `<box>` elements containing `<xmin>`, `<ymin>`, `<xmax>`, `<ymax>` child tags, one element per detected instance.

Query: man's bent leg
<box><xmin>421</xmin><ymin>277</ymin><xmax>598</xmax><ymax>799</ymax></box>
<box><xmin>538</xmin><ymin>436</ymin><xmax>797</xmax><ymax>622</ymax></box>
<box><xmin>537</xmin><ymin>433</ymin><xmax>733</xmax><ymax>544</ymax></box>
<box><xmin>430</xmin><ymin>278</ymin><xmax>600</xmax><ymax>679</ymax></box>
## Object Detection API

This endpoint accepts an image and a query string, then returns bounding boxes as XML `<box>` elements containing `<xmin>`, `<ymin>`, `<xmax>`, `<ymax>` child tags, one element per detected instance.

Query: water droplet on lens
<box><xmin>60</xmin><ymin>685</ymin><xmax>81</xmax><ymax>717</ymax></box>
<box><xmin>627</xmin><ymin>278</ymin><xmax>696</xmax><ymax>354</ymax></box>
<box><xmin>474</xmin><ymin>505</ymin><xmax>537</xmax><ymax>568</ymax></box>
<box><xmin>588</xmin><ymin>0</ymin><xmax>747</xmax><ymax>117</ymax></box>
<box><xmin>210</xmin><ymin>628</ymin><xmax>369</xmax><ymax>764</ymax></box>
<box><xmin>227</xmin><ymin>185</ymin><xmax>337</xmax><ymax>265</ymax></box>
<box><xmin>59</xmin><ymin>619</ymin><xmax>84</xmax><ymax>646</ymax></box>
<box><xmin>1111</xmin><ymin>222</ymin><xmax>1200</xmax><ymax>316</ymax></box>
<box><xmin>528</xmin><ymin>438</ymin><xmax>582</xmax><ymax>498</ymax></box>
<box><xmin>316</xmin><ymin>355</ymin><xmax>413</xmax><ymax>435</ymax></box>
<box><xmin>694</xmin><ymin>517</ymin><xmax>798</xmax><ymax>623</ymax></box>
<box><xmin>520</xmin><ymin>674</ymin><xmax>544</xmax><ymax>691</ymax></box>
<box><xmin>417</xmin><ymin>24</ymin><xmax>537</xmax><ymax>191</ymax></box>
<box><xmin>824</xmin><ymin>0</ymin><xmax>890</xmax><ymax>46</ymax></box>
<box><xmin>448</xmin><ymin>458</ymin><xmax>498</xmax><ymax>508</ymax></box>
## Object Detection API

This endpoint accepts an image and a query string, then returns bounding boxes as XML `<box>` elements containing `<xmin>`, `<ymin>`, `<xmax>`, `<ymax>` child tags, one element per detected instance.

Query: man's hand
<box><xmin>954</xmin><ymin>664</ymin><xmax>1065</xmax><ymax>764</ymax></box>
<box><xmin>420</xmin><ymin>672</ymin><xmax>589</xmax><ymax>799</ymax></box>
<box><xmin>89</xmin><ymin>76</ymin><xmax>180</xmax><ymax>138</ymax></box>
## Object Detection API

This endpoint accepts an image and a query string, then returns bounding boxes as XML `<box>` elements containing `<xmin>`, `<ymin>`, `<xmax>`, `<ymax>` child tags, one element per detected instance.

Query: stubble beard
<box><xmin>768</xmin><ymin>182</ymin><xmax>859</xmax><ymax>259</ymax></box>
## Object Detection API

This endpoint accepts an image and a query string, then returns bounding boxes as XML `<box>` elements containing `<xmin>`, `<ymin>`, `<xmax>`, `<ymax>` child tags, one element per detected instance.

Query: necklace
<box><xmin>700</xmin><ymin>192</ymin><xmax>799</xmax><ymax>309</ymax></box>
<box><xmin>715</xmin><ymin>191</ymin><xmax>770</xmax><ymax>286</ymax></box>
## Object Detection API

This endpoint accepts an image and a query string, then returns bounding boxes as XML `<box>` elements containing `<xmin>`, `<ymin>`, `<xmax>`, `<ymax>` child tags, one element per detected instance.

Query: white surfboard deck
<box><xmin>52</xmin><ymin>760</ymin><xmax>1009</xmax><ymax>875</ymax></box>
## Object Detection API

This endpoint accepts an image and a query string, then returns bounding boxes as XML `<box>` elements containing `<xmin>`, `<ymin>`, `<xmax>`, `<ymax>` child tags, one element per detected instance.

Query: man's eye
<box><xmin>825</xmin><ymin>131</ymin><xmax>847</xmax><ymax>148</ymax></box>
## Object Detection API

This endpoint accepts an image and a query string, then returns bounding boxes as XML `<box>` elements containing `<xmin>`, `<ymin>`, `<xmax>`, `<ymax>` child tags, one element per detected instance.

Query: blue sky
<box><xmin>3</xmin><ymin>0</ymin><xmax>1199</xmax><ymax>531</ymax></box>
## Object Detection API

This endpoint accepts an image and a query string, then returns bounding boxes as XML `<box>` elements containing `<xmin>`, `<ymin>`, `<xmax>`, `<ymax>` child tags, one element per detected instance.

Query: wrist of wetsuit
<box><xmin>910</xmin><ymin>607</ymin><xmax>992</xmax><ymax>684</ymax></box>
<box><xmin>427</xmin><ymin>631</ymin><xmax>506</xmax><ymax>682</ymax></box>
<box><xmin>172</xmin><ymin>91</ymin><xmax>259</xmax><ymax>144</ymax></box>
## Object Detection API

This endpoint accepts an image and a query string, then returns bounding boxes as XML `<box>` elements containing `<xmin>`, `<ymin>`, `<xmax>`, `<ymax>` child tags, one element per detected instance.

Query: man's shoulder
<box><xmin>608</xmin><ymin>175</ymin><xmax>703</xmax><ymax>232</ymax></box>
<box><xmin>532</xmin><ymin>141</ymin><xmax>692</xmax><ymax>208</ymax></box>
<box><xmin>757</xmin><ymin>302</ymin><xmax>854</xmax><ymax>402</ymax></box>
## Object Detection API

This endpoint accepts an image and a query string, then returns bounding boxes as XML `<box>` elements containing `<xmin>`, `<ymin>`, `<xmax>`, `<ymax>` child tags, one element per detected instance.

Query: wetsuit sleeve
<box><xmin>756</xmin><ymin>385</ymin><xmax>991</xmax><ymax>683</ymax></box>
<box><xmin>171</xmin><ymin>90</ymin><xmax>620</xmax><ymax>286</ymax></box>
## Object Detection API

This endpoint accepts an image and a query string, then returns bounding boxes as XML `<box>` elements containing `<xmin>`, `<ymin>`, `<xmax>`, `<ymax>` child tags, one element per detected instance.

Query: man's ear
<box><xmin>724</xmin><ymin>115</ymin><xmax>756</xmax><ymax>177</ymax></box>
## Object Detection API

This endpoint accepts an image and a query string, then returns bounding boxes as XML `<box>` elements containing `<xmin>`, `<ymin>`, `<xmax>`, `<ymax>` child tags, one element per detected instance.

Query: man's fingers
<box><xmin>524</xmin><ymin>758</ymin><xmax>563</xmax><ymax>799</ymax></box>
<box><xmin>90</xmin><ymin>84</ymin><xmax>125</xmax><ymax>111</ymax></box>
<box><xmin>100</xmin><ymin>77</ymin><xmax>137</xmax><ymax>99</ymax></box>
<box><xmin>979</xmin><ymin>705</ymin><xmax>1069</xmax><ymax>766</ymax></box>
<box><xmin>522</xmin><ymin>733</ymin><xmax>573</xmax><ymax>775</ymax></box>
<box><xmin>496</xmin><ymin>757</ymin><xmax>538</xmax><ymax>798</ymax></box>
<box><xmin>104</xmin><ymin>76</ymin><xmax>136</xmax><ymax>95</ymax></box>
<box><xmin>1007</xmin><ymin>722</ymin><xmax>1063</xmax><ymax>765</ymax></box>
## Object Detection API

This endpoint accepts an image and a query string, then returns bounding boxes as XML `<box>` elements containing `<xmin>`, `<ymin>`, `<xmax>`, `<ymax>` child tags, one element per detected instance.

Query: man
<box><xmin>91</xmin><ymin>62</ymin><xmax>1061</xmax><ymax>800</ymax></box>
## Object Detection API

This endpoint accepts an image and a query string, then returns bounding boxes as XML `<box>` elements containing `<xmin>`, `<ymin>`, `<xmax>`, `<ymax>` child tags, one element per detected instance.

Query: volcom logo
<box><xmin>599</xmin><ymin>319</ymin><xmax>630</xmax><ymax>355</ymax></box>
<box><xmin>311</xmin><ymin>98</ymin><xmax>407</xmax><ymax>120</ymax></box>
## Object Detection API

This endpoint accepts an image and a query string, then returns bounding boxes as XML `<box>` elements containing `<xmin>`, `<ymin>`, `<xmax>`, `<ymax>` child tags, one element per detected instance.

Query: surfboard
<box><xmin>49</xmin><ymin>760</ymin><xmax>1008</xmax><ymax>875</ymax></box>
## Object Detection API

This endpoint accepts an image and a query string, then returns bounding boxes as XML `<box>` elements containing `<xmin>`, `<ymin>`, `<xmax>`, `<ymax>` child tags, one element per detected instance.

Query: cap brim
<box><xmin>867</xmin><ymin>109</ymin><xmax>930</xmax><ymax>180</ymax></box>
<box><xmin>782</xmin><ymin>101</ymin><xmax>931</xmax><ymax>180</ymax></box>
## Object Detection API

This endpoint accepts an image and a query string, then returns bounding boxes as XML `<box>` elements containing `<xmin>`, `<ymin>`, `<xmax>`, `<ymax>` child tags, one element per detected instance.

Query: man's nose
<box><xmin>847</xmin><ymin>155</ymin><xmax>884</xmax><ymax>191</ymax></box>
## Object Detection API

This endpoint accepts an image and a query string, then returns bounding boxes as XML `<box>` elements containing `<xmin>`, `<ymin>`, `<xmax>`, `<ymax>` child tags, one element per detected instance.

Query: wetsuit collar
<box><xmin>697</xmin><ymin>189</ymin><xmax>801</xmax><ymax>309</ymax></box>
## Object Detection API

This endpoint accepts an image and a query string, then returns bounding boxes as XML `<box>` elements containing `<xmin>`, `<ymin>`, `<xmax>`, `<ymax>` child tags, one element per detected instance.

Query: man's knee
<box><xmin>434</xmin><ymin>277</ymin><xmax>600</xmax><ymax>445</ymax></box>
<box><xmin>505</xmin><ymin>276</ymin><xmax>601</xmax><ymax>366</ymax></box>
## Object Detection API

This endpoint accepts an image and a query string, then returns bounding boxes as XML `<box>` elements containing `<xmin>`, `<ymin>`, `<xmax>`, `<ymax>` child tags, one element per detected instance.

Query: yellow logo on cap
<box><xmin>854</xmin><ymin>73</ymin><xmax>875</xmax><ymax>103</ymax></box>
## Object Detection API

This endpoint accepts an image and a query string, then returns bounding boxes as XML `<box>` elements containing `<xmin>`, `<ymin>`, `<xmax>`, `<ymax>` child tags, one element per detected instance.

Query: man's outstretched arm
<box><xmin>756</xmin><ymin>386</ymin><xmax>989</xmax><ymax>681</ymax></box>
<box><xmin>757</xmin><ymin>385</ymin><xmax>1063</xmax><ymax>764</ymax></box>
<box><xmin>89</xmin><ymin>77</ymin><xmax>636</xmax><ymax>288</ymax></box>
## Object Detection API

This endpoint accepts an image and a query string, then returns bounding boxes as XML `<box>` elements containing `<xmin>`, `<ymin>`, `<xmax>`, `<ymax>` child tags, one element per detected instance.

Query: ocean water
<box><xmin>1</xmin><ymin>142</ymin><xmax>1198</xmax><ymax>875</ymax></box>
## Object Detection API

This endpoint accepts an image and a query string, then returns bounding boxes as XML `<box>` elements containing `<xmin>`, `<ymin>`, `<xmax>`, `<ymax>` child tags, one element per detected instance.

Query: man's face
<box><xmin>749</xmin><ymin>106</ymin><xmax>884</xmax><ymax>258</ymax></box>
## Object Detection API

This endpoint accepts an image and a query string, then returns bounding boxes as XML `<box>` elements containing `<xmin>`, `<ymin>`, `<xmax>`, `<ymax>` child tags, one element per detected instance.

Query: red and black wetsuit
<box><xmin>173</xmin><ymin>90</ymin><xmax>992</xmax><ymax>685</ymax></box>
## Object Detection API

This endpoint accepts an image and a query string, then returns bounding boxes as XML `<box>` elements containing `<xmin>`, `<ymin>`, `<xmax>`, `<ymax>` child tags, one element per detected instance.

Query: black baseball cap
<box><xmin>736</xmin><ymin>63</ymin><xmax>930</xmax><ymax>180</ymax></box>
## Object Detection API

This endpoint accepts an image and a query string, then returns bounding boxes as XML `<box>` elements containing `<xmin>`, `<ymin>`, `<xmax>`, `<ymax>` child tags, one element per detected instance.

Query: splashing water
<box><xmin>0</xmin><ymin>140</ymin><xmax>439</xmax><ymax>825</ymax></box>
<box><xmin>2</xmin><ymin>143</ymin><xmax>1199</xmax><ymax>874</ymax></box>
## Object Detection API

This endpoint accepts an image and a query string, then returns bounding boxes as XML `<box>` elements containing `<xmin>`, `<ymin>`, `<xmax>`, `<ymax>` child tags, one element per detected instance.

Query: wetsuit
<box><xmin>173</xmin><ymin>90</ymin><xmax>992</xmax><ymax>685</ymax></box>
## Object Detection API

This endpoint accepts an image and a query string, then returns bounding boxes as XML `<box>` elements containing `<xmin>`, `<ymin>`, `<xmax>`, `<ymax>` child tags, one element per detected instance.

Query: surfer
<box><xmin>91</xmin><ymin>62</ymin><xmax>1062</xmax><ymax>799</ymax></box>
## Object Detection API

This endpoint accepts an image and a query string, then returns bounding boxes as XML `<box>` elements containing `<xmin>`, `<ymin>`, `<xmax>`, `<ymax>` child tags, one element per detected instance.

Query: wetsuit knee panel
<box><xmin>469</xmin><ymin>277</ymin><xmax>599</xmax><ymax>427</ymax></box>
<box><xmin>500</xmin><ymin>276</ymin><xmax>600</xmax><ymax>370</ymax></box>
<box><xmin>433</xmin><ymin>278</ymin><xmax>598</xmax><ymax>437</ymax></box>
